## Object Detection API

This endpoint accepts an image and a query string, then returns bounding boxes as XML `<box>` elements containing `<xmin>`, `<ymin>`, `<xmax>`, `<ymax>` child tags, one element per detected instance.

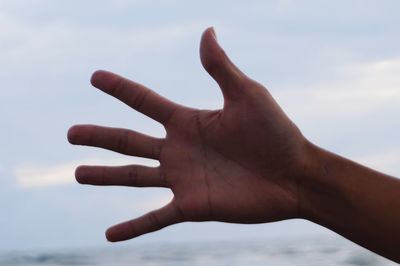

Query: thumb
<box><xmin>200</xmin><ymin>27</ymin><xmax>248</xmax><ymax>101</ymax></box>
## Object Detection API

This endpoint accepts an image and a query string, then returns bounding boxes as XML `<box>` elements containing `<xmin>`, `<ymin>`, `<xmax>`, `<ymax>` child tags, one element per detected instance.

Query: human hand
<box><xmin>68</xmin><ymin>27</ymin><xmax>311</xmax><ymax>242</ymax></box>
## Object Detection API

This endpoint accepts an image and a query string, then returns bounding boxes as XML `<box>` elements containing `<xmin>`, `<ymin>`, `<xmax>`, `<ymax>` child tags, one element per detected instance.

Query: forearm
<box><xmin>300</xmin><ymin>142</ymin><xmax>400</xmax><ymax>262</ymax></box>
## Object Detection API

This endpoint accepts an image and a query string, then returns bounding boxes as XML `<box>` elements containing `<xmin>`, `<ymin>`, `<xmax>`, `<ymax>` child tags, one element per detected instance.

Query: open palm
<box><xmin>68</xmin><ymin>28</ymin><xmax>308</xmax><ymax>242</ymax></box>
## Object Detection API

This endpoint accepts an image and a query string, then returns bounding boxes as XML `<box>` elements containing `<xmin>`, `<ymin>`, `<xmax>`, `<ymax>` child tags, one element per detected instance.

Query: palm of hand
<box><xmin>164</xmin><ymin>97</ymin><xmax>301</xmax><ymax>224</ymax></box>
<box><xmin>68</xmin><ymin>28</ymin><xmax>306</xmax><ymax>242</ymax></box>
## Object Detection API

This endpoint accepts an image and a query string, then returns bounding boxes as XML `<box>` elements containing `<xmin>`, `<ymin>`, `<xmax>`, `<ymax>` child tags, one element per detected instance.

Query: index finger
<box><xmin>91</xmin><ymin>70</ymin><xmax>181</xmax><ymax>125</ymax></box>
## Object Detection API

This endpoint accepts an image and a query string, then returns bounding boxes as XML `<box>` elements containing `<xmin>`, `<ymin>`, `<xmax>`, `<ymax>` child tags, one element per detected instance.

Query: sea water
<box><xmin>0</xmin><ymin>236</ymin><xmax>396</xmax><ymax>266</ymax></box>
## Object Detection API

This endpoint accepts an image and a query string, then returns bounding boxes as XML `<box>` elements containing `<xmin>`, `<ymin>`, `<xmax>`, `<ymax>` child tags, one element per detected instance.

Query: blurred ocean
<box><xmin>0</xmin><ymin>236</ymin><xmax>396</xmax><ymax>266</ymax></box>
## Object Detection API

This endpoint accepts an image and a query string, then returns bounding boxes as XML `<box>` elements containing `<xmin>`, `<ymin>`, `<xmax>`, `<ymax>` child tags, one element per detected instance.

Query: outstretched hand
<box><xmin>68</xmin><ymin>28</ymin><xmax>310</xmax><ymax>242</ymax></box>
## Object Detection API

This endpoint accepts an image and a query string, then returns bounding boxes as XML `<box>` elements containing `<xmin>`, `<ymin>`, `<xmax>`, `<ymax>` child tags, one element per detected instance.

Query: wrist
<box><xmin>296</xmin><ymin>141</ymin><xmax>348</xmax><ymax>223</ymax></box>
<box><xmin>296</xmin><ymin>141</ymin><xmax>400</xmax><ymax>262</ymax></box>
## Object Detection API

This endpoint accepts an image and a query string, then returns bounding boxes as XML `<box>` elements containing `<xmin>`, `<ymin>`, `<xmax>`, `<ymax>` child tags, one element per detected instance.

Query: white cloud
<box><xmin>276</xmin><ymin>57</ymin><xmax>400</xmax><ymax>121</ymax></box>
<box><xmin>15</xmin><ymin>157</ymin><xmax>158</xmax><ymax>189</ymax></box>
<box><xmin>0</xmin><ymin>11</ymin><xmax>206</xmax><ymax>74</ymax></box>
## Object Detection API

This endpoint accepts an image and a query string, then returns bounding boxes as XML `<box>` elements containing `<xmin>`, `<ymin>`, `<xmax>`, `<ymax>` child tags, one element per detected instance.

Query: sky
<box><xmin>1</xmin><ymin>0</ymin><xmax>400</xmax><ymax>251</ymax></box>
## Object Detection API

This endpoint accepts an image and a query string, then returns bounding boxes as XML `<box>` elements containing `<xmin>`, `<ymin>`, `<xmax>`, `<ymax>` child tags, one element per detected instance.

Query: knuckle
<box><xmin>116</xmin><ymin>130</ymin><xmax>130</xmax><ymax>153</ymax></box>
<box><xmin>133</xmin><ymin>89</ymin><xmax>151</xmax><ymax>111</ymax></box>
<box><xmin>101</xmin><ymin>167</ymin><xmax>106</xmax><ymax>185</ymax></box>
<box><xmin>158</xmin><ymin>167</ymin><xmax>169</xmax><ymax>187</ymax></box>
<box><xmin>205</xmin><ymin>55</ymin><xmax>224</xmax><ymax>75</ymax></box>
<box><xmin>111</xmin><ymin>77</ymin><xmax>127</xmax><ymax>96</ymax></box>
<box><xmin>171</xmin><ymin>201</ymin><xmax>186</xmax><ymax>222</ymax></box>
<box><xmin>128</xmin><ymin>220</ymin><xmax>139</xmax><ymax>237</ymax></box>
<box><xmin>86</xmin><ymin>126</ymin><xmax>97</xmax><ymax>145</ymax></box>
<box><xmin>128</xmin><ymin>166</ymin><xmax>139</xmax><ymax>186</ymax></box>
<box><xmin>162</xmin><ymin>107</ymin><xmax>179</xmax><ymax>127</ymax></box>
<box><xmin>147</xmin><ymin>211</ymin><xmax>163</xmax><ymax>230</ymax></box>
<box><xmin>151</xmin><ymin>142</ymin><xmax>163</xmax><ymax>159</ymax></box>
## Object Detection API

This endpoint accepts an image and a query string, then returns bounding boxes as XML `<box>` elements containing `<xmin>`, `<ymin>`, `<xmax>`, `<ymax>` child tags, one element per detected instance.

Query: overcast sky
<box><xmin>1</xmin><ymin>0</ymin><xmax>400</xmax><ymax>251</ymax></box>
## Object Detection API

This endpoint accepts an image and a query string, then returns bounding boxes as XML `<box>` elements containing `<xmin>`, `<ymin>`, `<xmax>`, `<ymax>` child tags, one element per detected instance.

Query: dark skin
<box><xmin>68</xmin><ymin>28</ymin><xmax>400</xmax><ymax>262</ymax></box>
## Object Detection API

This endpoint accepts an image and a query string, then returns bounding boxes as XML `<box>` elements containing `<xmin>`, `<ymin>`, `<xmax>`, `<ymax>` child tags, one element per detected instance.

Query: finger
<box><xmin>91</xmin><ymin>70</ymin><xmax>180</xmax><ymax>125</ymax></box>
<box><xmin>200</xmin><ymin>27</ymin><xmax>249</xmax><ymax>101</ymax></box>
<box><xmin>68</xmin><ymin>125</ymin><xmax>163</xmax><ymax>160</ymax></box>
<box><xmin>106</xmin><ymin>202</ymin><xmax>184</xmax><ymax>242</ymax></box>
<box><xmin>75</xmin><ymin>165</ymin><xmax>168</xmax><ymax>188</ymax></box>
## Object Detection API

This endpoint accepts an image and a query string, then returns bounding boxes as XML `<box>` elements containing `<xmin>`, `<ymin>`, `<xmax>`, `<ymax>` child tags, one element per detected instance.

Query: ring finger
<box><xmin>75</xmin><ymin>165</ymin><xmax>168</xmax><ymax>188</ymax></box>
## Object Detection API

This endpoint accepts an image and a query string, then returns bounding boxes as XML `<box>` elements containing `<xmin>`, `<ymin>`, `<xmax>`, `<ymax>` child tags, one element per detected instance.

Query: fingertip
<box><xmin>105</xmin><ymin>226</ymin><xmax>123</xmax><ymax>242</ymax></box>
<box><xmin>200</xmin><ymin>27</ymin><xmax>221</xmax><ymax>72</ymax></box>
<box><xmin>105</xmin><ymin>228</ymin><xmax>115</xmax><ymax>242</ymax></box>
<box><xmin>67</xmin><ymin>124</ymin><xmax>90</xmax><ymax>145</ymax></box>
<box><xmin>90</xmin><ymin>70</ymin><xmax>107</xmax><ymax>87</ymax></box>
<box><xmin>90</xmin><ymin>70</ymin><xmax>123</xmax><ymax>94</ymax></box>
<box><xmin>200</xmin><ymin>27</ymin><xmax>218</xmax><ymax>53</ymax></box>
<box><xmin>67</xmin><ymin>125</ymin><xmax>80</xmax><ymax>144</ymax></box>
<box><xmin>75</xmin><ymin>165</ymin><xmax>88</xmax><ymax>184</ymax></box>
<box><xmin>202</xmin><ymin>26</ymin><xmax>217</xmax><ymax>40</ymax></box>
<box><xmin>199</xmin><ymin>27</ymin><xmax>247</xmax><ymax>101</ymax></box>
<box><xmin>209</xmin><ymin>26</ymin><xmax>217</xmax><ymax>40</ymax></box>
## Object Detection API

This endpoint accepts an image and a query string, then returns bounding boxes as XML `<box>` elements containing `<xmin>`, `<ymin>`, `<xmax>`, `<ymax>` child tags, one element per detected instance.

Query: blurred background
<box><xmin>0</xmin><ymin>0</ymin><xmax>399</xmax><ymax>265</ymax></box>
